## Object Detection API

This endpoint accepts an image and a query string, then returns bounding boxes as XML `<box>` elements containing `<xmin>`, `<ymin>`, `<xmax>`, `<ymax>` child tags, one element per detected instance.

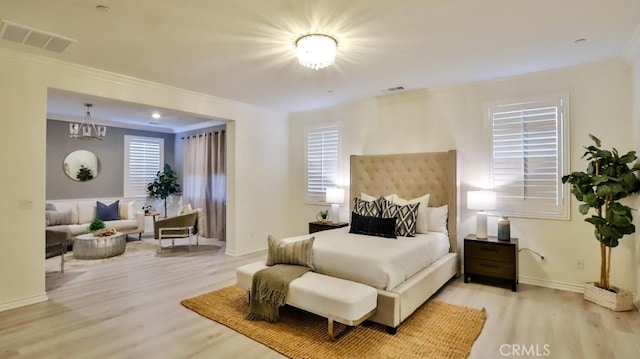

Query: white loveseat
<box><xmin>46</xmin><ymin>200</ymin><xmax>145</xmax><ymax>243</ymax></box>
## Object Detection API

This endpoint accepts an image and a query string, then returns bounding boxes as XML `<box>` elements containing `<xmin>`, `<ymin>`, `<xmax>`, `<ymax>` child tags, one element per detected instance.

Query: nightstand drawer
<box><xmin>465</xmin><ymin>258</ymin><xmax>514</xmax><ymax>279</ymax></box>
<box><xmin>465</xmin><ymin>241</ymin><xmax>515</xmax><ymax>262</ymax></box>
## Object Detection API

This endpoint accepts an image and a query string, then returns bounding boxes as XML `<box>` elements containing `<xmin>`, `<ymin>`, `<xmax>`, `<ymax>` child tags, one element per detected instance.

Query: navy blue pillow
<box><xmin>96</xmin><ymin>200</ymin><xmax>120</xmax><ymax>221</ymax></box>
<box><xmin>349</xmin><ymin>212</ymin><xmax>397</xmax><ymax>239</ymax></box>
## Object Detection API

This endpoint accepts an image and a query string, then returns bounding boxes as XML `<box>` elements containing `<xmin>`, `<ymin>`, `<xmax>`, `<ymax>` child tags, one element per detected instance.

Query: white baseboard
<box><xmin>225</xmin><ymin>245</ymin><xmax>266</xmax><ymax>257</ymax></box>
<box><xmin>0</xmin><ymin>293</ymin><xmax>48</xmax><ymax>313</ymax></box>
<box><xmin>518</xmin><ymin>275</ymin><xmax>584</xmax><ymax>293</ymax></box>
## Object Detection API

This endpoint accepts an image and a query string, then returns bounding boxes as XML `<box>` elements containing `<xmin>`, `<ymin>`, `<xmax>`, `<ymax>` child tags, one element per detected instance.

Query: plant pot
<box><xmin>583</xmin><ymin>282</ymin><xmax>635</xmax><ymax>311</ymax></box>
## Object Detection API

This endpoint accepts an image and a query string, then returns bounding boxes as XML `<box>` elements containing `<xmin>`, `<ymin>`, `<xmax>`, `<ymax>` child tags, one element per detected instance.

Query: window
<box><xmin>305</xmin><ymin>123</ymin><xmax>340</xmax><ymax>203</ymax></box>
<box><xmin>124</xmin><ymin>135</ymin><xmax>164</xmax><ymax>197</ymax></box>
<box><xmin>489</xmin><ymin>94</ymin><xmax>569</xmax><ymax>219</ymax></box>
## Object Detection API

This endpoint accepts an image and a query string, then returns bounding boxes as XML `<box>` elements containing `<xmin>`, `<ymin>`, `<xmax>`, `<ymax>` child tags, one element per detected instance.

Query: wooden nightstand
<box><xmin>309</xmin><ymin>221</ymin><xmax>349</xmax><ymax>234</ymax></box>
<box><xmin>464</xmin><ymin>234</ymin><xmax>519</xmax><ymax>292</ymax></box>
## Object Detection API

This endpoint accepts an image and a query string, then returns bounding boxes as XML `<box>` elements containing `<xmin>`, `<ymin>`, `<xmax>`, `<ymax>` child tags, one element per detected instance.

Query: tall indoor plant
<box><xmin>561</xmin><ymin>135</ymin><xmax>640</xmax><ymax>310</ymax></box>
<box><xmin>147</xmin><ymin>164</ymin><xmax>182</xmax><ymax>217</ymax></box>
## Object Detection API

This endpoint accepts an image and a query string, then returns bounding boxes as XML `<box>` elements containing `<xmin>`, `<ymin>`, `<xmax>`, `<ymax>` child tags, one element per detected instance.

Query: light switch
<box><xmin>20</xmin><ymin>199</ymin><xmax>33</xmax><ymax>209</ymax></box>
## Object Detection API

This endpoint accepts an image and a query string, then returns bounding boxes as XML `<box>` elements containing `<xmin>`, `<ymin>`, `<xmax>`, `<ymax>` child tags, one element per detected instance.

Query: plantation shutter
<box><xmin>490</xmin><ymin>95</ymin><xmax>568</xmax><ymax>219</ymax></box>
<box><xmin>305</xmin><ymin>124</ymin><xmax>340</xmax><ymax>203</ymax></box>
<box><xmin>124</xmin><ymin>136</ymin><xmax>164</xmax><ymax>197</ymax></box>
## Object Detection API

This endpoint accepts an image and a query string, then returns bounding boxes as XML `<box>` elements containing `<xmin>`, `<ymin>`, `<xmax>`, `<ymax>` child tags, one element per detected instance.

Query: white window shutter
<box><xmin>490</xmin><ymin>95</ymin><xmax>569</xmax><ymax>219</ymax></box>
<box><xmin>305</xmin><ymin>124</ymin><xmax>340</xmax><ymax>203</ymax></box>
<box><xmin>124</xmin><ymin>136</ymin><xmax>164</xmax><ymax>197</ymax></box>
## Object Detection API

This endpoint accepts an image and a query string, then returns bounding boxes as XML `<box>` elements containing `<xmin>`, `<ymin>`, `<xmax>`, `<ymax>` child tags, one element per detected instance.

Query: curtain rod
<box><xmin>181</xmin><ymin>130</ymin><xmax>225</xmax><ymax>140</ymax></box>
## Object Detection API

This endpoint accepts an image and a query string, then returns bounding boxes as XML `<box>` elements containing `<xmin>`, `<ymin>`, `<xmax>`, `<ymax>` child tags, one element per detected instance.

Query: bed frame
<box><xmin>350</xmin><ymin>150</ymin><xmax>458</xmax><ymax>332</ymax></box>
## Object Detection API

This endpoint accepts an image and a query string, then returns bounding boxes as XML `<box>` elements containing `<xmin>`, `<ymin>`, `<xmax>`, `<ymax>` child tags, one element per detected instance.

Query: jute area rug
<box><xmin>182</xmin><ymin>286</ymin><xmax>486</xmax><ymax>359</ymax></box>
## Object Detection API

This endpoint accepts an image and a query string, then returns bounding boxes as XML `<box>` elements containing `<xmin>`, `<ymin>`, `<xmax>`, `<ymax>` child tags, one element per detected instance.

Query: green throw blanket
<box><xmin>245</xmin><ymin>264</ymin><xmax>310</xmax><ymax>323</ymax></box>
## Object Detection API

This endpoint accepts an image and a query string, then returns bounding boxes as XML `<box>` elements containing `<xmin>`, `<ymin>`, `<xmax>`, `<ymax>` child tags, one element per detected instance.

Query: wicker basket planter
<box><xmin>583</xmin><ymin>282</ymin><xmax>635</xmax><ymax>311</ymax></box>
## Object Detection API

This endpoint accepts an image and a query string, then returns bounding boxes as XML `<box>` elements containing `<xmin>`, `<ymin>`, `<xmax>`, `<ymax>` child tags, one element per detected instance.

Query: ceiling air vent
<box><xmin>0</xmin><ymin>20</ymin><xmax>75</xmax><ymax>53</ymax></box>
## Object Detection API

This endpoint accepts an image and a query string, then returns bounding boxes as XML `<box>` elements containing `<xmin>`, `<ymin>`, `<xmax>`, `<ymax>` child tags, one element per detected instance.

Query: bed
<box><xmin>244</xmin><ymin>151</ymin><xmax>458</xmax><ymax>332</ymax></box>
<box><xmin>334</xmin><ymin>150</ymin><xmax>458</xmax><ymax>331</ymax></box>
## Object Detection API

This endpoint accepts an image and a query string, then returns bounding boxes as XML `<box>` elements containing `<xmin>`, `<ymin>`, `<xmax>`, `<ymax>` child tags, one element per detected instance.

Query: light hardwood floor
<box><xmin>2</xmin><ymin>237</ymin><xmax>639</xmax><ymax>359</ymax></box>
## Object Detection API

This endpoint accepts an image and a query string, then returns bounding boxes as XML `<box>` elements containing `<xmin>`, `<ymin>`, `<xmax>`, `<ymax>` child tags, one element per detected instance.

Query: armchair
<box><xmin>153</xmin><ymin>211</ymin><xmax>200</xmax><ymax>252</ymax></box>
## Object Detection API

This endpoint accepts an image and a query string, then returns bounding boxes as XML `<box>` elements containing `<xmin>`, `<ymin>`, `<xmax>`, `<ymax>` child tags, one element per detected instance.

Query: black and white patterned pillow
<box><xmin>382</xmin><ymin>202</ymin><xmax>420</xmax><ymax>237</ymax></box>
<box><xmin>353</xmin><ymin>197</ymin><xmax>382</xmax><ymax>217</ymax></box>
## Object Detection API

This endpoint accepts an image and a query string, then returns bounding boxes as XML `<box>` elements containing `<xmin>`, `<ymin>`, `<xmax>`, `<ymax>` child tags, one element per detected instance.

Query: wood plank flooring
<box><xmin>1</xmin><ymin>237</ymin><xmax>639</xmax><ymax>359</ymax></box>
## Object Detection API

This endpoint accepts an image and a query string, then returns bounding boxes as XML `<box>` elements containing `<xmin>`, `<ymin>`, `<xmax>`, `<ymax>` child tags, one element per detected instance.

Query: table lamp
<box><xmin>325</xmin><ymin>188</ymin><xmax>345</xmax><ymax>223</ymax></box>
<box><xmin>467</xmin><ymin>190</ymin><xmax>497</xmax><ymax>239</ymax></box>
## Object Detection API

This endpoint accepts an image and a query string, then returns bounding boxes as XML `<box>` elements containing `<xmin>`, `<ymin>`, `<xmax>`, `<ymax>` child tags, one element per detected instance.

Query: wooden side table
<box><xmin>309</xmin><ymin>221</ymin><xmax>349</xmax><ymax>234</ymax></box>
<box><xmin>463</xmin><ymin>234</ymin><xmax>519</xmax><ymax>291</ymax></box>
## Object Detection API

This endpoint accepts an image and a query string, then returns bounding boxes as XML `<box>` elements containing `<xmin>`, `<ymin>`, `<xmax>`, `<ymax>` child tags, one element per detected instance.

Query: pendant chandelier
<box><xmin>69</xmin><ymin>103</ymin><xmax>106</xmax><ymax>140</ymax></box>
<box><xmin>295</xmin><ymin>34</ymin><xmax>338</xmax><ymax>70</ymax></box>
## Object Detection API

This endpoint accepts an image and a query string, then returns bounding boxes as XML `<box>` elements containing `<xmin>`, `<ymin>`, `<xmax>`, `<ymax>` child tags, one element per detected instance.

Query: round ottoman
<box><xmin>73</xmin><ymin>232</ymin><xmax>126</xmax><ymax>259</ymax></box>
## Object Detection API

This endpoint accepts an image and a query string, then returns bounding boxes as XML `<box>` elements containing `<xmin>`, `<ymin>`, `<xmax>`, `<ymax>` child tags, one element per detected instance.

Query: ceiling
<box><xmin>1</xmin><ymin>0</ymin><xmax>639</xmax><ymax>131</ymax></box>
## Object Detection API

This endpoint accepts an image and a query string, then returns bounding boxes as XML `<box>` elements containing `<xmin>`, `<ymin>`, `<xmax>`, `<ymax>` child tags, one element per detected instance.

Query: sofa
<box><xmin>46</xmin><ymin>200</ymin><xmax>145</xmax><ymax>245</ymax></box>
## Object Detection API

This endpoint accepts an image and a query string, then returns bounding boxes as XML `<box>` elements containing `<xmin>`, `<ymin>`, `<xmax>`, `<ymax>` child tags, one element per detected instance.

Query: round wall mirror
<box><xmin>63</xmin><ymin>150</ymin><xmax>100</xmax><ymax>182</ymax></box>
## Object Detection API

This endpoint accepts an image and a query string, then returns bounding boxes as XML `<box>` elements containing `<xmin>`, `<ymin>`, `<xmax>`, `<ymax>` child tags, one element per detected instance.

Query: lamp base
<box><xmin>330</xmin><ymin>204</ymin><xmax>340</xmax><ymax>223</ymax></box>
<box><xmin>476</xmin><ymin>212</ymin><xmax>488</xmax><ymax>239</ymax></box>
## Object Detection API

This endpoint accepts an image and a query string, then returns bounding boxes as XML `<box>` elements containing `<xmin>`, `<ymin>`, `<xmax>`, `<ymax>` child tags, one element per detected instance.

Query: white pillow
<box><xmin>179</xmin><ymin>203</ymin><xmax>193</xmax><ymax>215</ymax></box>
<box><xmin>426</xmin><ymin>205</ymin><xmax>448</xmax><ymax>234</ymax></box>
<box><xmin>361</xmin><ymin>192</ymin><xmax>397</xmax><ymax>202</ymax></box>
<box><xmin>393</xmin><ymin>193</ymin><xmax>430</xmax><ymax>234</ymax></box>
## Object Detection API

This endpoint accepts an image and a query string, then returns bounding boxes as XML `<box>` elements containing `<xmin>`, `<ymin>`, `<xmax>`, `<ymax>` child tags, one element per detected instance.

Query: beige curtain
<box><xmin>182</xmin><ymin>131</ymin><xmax>226</xmax><ymax>240</ymax></box>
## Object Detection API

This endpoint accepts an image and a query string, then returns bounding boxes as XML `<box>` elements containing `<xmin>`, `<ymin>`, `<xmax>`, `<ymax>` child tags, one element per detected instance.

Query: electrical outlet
<box><xmin>576</xmin><ymin>259</ymin><xmax>584</xmax><ymax>270</ymax></box>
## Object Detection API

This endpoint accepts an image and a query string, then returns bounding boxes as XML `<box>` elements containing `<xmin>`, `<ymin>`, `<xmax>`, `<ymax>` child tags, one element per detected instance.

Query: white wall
<box><xmin>0</xmin><ymin>48</ymin><xmax>290</xmax><ymax>311</ymax></box>
<box><xmin>630</xmin><ymin>37</ymin><xmax>640</xmax><ymax>308</ymax></box>
<box><xmin>288</xmin><ymin>59</ymin><xmax>635</xmax><ymax>292</ymax></box>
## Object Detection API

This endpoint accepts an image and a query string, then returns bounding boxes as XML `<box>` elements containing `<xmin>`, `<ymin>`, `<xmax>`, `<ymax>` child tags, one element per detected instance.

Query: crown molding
<box><xmin>0</xmin><ymin>47</ymin><xmax>284</xmax><ymax>117</ymax></box>
<box><xmin>173</xmin><ymin>119</ymin><xmax>227</xmax><ymax>134</ymax></box>
<box><xmin>375</xmin><ymin>87</ymin><xmax>451</xmax><ymax>105</ymax></box>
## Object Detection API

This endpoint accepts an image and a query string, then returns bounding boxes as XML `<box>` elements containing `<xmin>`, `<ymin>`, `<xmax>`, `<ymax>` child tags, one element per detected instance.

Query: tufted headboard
<box><xmin>350</xmin><ymin>151</ymin><xmax>457</xmax><ymax>253</ymax></box>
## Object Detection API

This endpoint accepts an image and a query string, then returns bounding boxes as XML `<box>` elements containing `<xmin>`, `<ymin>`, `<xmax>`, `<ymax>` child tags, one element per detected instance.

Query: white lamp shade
<box><xmin>325</xmin><ymin>188</ymin><xmax>345</xmax><ymax>204</ymax></box>
<box><xmin>467</xmin><ymin>190</ymin><xmax>497</xmax><ymax>211</ymax></box>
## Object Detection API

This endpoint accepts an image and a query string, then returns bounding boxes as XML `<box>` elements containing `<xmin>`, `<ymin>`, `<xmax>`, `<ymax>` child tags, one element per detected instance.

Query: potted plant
<box><xmin>89</xmin><ymin>219</ymin><xmax>106</xmax><ymax>232</ymax></box>
<box><xmin>317</xmin><ymin>209</ymin><xmax>329</xmax><ymax>223</ymax></box>
<box><xmin>76</xmin><ymin>165</ymin><xmax>94</xmax><ymax>181</ymax></box>
<box><xmin>561</xmin><ymin>134</ymin><xmax>640</xmax><ymax>311</ymax></box>
<box><xmin>146</xmin><ymin>164</ymin><xmax>182</xmax><ymax>217</ymax></box>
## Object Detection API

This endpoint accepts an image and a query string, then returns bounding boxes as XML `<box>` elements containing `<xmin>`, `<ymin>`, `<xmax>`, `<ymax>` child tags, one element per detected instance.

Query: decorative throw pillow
<box><xmin>45</xmin><ymin>210</ymin><xmax>72</xmax><ymax>226</ymax></box>
<box><xmin>382</xmin><ymin>202</ymin><xmax>420</xmax><ymax>237</ymax></box>
<box><xmin>360</xmin><ymin>192</ymin><xmax>397</xmax><ymax>203</ymax></box>
<box><xmin>96</xmin><ymin>200</ymin><xmax>120</xmax><ymax>221</ymax></box>
<box><xmin>353</xmin><ymin>197</ymin><xmax>382</xmax><ymax>217</ymax></box>
<box><xmin>179</xmin><ymin>203</ymin><xmax>193</xmax><ymax>215</ymax></box>
<box><xmin>426</xmin><ymin>205</ymin><xmax>449</xmax><ymax>234</ymax></box>
<box><xmin>393</xmin><ymin>193</ymin><xmax>431</xmax><ymax>234</ymax></box>
<box><xmin>349</xmin><ymin>212</ymin><xmax>397</xmax><ymax>239</ymax></box>
<box><xmin>45</xmin><ymin>203</ymin><xmax>57</xmax><ymax>211</ymax></box>
<box><xmin>266</xmin><ymin>235</ymin><xmax>315</xmax><ymax>270</ymax></box>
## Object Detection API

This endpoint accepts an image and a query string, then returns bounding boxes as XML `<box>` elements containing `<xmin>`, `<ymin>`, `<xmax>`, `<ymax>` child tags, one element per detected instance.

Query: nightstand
<box><xmin>464</xmin><ymin>234</ymin><xmax>519</xmax><ymax>292</ymax></box>
<box><xmin>309</xmin><ymin>221</ymin><xmax>349</xmax><ymax>234</ymax></box>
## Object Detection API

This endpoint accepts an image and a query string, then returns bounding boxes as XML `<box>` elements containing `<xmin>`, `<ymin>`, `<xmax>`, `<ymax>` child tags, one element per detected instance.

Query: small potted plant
<box><xmin>316</xmin><ymin>209</ymin><xmax>329</xmax><ymax>223</ymax></box>
<box><xmin>89</xmin><ymin>219</ymin><xmax>106</xmax><ymax>232</ymax></box>
<box><xmin>562</xmin><ymin>134</ymin><xmax>640</xmax><ymax>311</ymax></box>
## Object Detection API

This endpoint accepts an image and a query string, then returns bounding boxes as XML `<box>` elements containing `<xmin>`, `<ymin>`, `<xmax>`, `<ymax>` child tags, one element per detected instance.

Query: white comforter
<box><xmin>279</xmin><ymin>227</ymin><xmax>450</xmax><ymax>290</ymax></box>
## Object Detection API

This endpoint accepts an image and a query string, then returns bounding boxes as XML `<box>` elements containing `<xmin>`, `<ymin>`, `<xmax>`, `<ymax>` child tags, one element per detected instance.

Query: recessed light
<box><xmin>96</xmin><ymin>5</ymin><xmax>111</xmax><ymax>13</ymax></box>
<box><xmin>327</xmin><ymin>90</ymin><xmax>334</xmax><ymax>93</ymax></box>
<box><xmin>152</xmin><ymin>112</ymin><xmax>161</xmax><ymax>119</ymax></box>
<box><xmin>574</xmin><ymin>38</ymin><xmax>587</xmax><ymax>44</ymax></box>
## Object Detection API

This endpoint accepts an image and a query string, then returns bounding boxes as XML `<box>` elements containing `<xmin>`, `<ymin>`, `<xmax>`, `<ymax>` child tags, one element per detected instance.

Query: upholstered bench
<box><xmin>236</xmin><ymin>261</ymin><xmax>377</xmax><ymax>340</ymax></box>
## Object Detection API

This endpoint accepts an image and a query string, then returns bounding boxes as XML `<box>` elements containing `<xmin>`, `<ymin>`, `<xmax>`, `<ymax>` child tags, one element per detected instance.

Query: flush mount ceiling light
<box><xmin>295</xmin><ymin>34</ymin><xmax>338</xmax><ymax>70</ymax></box>
<box><xmin>69</xmin><ymin>103</ymin><xmax>107</xmax><ymax>140</ymax></box>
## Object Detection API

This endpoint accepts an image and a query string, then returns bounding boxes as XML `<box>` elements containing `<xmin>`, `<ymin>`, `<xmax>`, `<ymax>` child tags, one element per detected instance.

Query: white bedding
<box><xmin>279</xmin><ymin>227</ymin><xmax>450</xmax><ymax>290</ymax></box>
